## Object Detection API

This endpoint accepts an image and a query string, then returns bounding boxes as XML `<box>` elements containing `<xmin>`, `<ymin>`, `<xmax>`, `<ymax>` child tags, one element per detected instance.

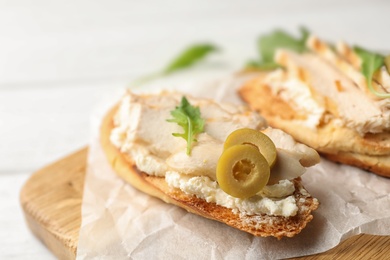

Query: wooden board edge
<box><xmin>20</xmin><ymin>147</ymin><xmax>88</xmax><ymax>260</ymax></box>
<box><xmin>19</xmin><ymin>147</ymin><xmax>390</xmax><ymax>259</ymax></box>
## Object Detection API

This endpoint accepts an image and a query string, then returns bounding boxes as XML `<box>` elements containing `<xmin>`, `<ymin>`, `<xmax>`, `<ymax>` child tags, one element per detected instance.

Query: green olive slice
<box><xmin>217</xmin><ymin>144</ymin><xmax>270</xmax><ymax>198</ymax></box>
<box><xmin>224</xmin><ymin>128</ymin><xmax>277</xmax><ymax>167</ymax></box>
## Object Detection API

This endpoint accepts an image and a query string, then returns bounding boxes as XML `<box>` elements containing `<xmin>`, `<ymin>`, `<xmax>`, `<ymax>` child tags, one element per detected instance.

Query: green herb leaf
<box><xmin>131</xmin><ymin>43</ymin><xmax>218</xmax><ymax>87</ymax></box>
<box><xmin>259</xmin><ymin>27</ymin><xmax>309</xmax><ymax>62</ymax></box>
<box><xmin>353</xmin><ymin>46</ymin><xmax>388</xmax><ymax>98</ymax></box>
<box><xmin>167</xmin><ymin>97</ymin><xmax>205</xmax><ymax>155</ymax></box>
<box><xmin>163</xmin><ymin>44</ymin><xmax>218</xmax><ymax>74</ymax></box>
<box><xmin>244</xmin><ymin>60</ymin><xmax>281</xmax><ymax>70</ymax></box>
<box><xmin>385</xmin><ymin>55</ymin><xmax>390</xmax><ymax>74</ymax></box>
<box><xmin>251</xmin><ymin>27</ymin><xmax>310</xmax><ymax>70</ymax></box>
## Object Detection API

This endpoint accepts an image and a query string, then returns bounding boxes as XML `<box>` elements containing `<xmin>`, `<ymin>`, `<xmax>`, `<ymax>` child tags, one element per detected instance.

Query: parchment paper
<box><xmin>76</xmin><ymin>72</ymin><xmax>390</xmax><ymax>259</ymax></box>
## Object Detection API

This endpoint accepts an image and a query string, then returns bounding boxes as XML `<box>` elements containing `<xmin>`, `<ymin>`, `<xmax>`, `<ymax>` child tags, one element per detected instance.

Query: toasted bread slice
<box><xmin>100</xmin><ymin>105</ymin><xmax>319</xmax><ymax>239</ymax></box>
<box><xmin>239</xmin><ymin>75</ymin><xmax>390</xmax><ymax>177</ymax></box>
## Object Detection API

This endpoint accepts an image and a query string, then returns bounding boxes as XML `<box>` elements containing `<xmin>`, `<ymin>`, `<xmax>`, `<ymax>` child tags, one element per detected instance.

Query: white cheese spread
<box><xmin>165</xmin><ymin>171</ymin><xmax>298</xmax><ymax>217</ymax></box>
<box><xmin>110</xmin><ymin>91</ymin><xmax>318</xmax><ymax>217</ymax></box>
<box><xmin>266</xmin><ymin>68</ymin><xmax>325</xmax><ymax>129</ymax></box>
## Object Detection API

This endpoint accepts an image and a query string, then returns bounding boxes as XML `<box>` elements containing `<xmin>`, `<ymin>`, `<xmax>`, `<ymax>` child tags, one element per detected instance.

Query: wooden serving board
<box><xmin>20</xmin><ymin>147</ymin><xmax>390</xmax><ymax>259</ymax></box>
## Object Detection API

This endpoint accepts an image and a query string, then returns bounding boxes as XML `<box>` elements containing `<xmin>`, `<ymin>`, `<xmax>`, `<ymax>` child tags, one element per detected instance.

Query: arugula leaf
<box><xmin>353</xmin><ymin>46</ymin><xmax>388</xmax><ymax>98</ymax></box>
<box><xmin>385</xmin><ymin>55</ymin><xmax>390</xmax><ymax>74</ymax></box>
<box><xmin>259</xmin><ymin>27</ymin><xmax>309</xmax><ymax>62</ymax></box>
<box><xmin>163</xmin><ymin>44</ymin><xmax>218</xmax><ymax>74</ymax></box>
<box><xmin>250</xmin><ymin>27</ymin><xmax>310</xmax><ymax>70</ymax></box>
<box><xmin>167</xmin><ymin>97</ymin><xmax>205</xmax><ymax>155</ymax></box>
<box><xmin>245</xmin><ymin>60</ymin><xmax>281</xmax><ymax>70</ymax></box>
<box><xmin>132</xmin><ymin>43</ymin><xmax>218</xmax><ymax>86</ymax></box>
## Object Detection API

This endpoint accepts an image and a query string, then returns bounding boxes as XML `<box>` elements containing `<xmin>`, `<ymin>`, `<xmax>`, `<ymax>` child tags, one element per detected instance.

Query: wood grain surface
<box><xmin>20</xmin><ymin>147</ymin><xmax>390</xmax><ymax>259</ymax></box>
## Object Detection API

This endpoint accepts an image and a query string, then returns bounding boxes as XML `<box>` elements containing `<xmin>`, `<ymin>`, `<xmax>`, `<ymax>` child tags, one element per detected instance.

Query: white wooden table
<box><xmin>1</xmin><ymin>1</ymin><xmax>389</xmax><ymax>258</ymax></box>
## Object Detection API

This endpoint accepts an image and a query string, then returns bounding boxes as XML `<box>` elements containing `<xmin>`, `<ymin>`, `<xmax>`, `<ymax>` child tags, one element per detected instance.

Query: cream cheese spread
<box><xmin>265</xmin><ymin>68</ymin><xmax>326</xmax><ymax>129</ymax></box>
<box><xmin>165</xmin><ymin>172</ymin><xmax>297</xmax><ymax>217</ymax></box>
<box><xmin>262</xmin><ymin>35</ymin><xmax>390</xmax><ymax>135</ymax></box>
<box><xmin>110</xmin><ymin>91</ymin><xmax>318</xmax><ymax>217</ymax></box>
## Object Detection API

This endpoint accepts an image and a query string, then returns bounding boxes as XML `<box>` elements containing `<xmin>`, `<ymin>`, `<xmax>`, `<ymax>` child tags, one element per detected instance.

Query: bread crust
<box><xmin>239</xmin><ymin>75</ymin><xmax>390</xmax><ymax>178</ymax></box>
<box><xmin>100</xmin><ymin>105</ymin><xmax>319</xmax><ymax>239</ymax></box>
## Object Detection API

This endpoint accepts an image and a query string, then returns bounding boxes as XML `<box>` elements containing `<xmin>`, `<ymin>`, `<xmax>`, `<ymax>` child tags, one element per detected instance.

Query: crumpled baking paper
<box><xmin>76</xmin><ymin>73</ymin><xmax>390</xmax><ymax>259</ymax></box>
